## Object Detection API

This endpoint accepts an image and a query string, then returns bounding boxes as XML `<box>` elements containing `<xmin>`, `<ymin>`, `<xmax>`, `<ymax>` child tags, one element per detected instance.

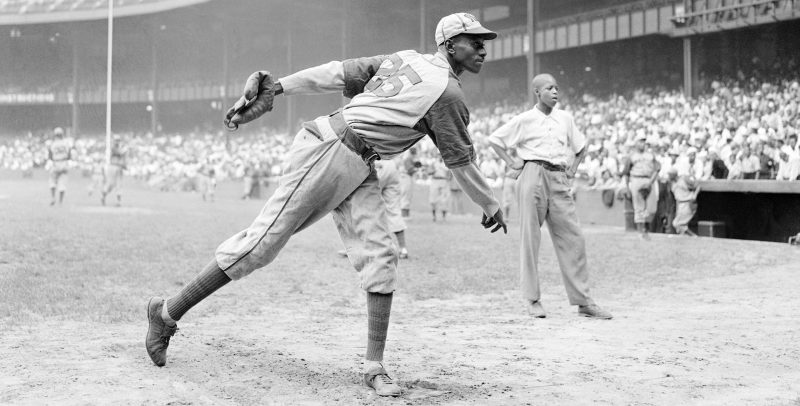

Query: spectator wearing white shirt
<box><xmin>739</xmin><ymin>145</ymin><xmax>761</xmax><ymax>179</ymax></box>
<box><xmin>776</xmin><ymin>146</ymin><xmax>800</xmax><ymax>181</ymax></box>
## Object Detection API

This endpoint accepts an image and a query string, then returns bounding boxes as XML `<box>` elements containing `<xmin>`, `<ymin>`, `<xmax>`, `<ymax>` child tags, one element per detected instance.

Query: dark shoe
<box><xmin>526</xmin><ymin>300</ymin><xmax>546</xmax><ymax>318</ymax></box>
<box><xmin>364</xmin><ymin>364</ymin><xmax>402</xmax><ymax>397</ymax></box>
<box><xmin>337</xmin><ymin>249</ymin><xmax>348</xmax><ymax>258</ymax></box>
<box><xmin>146</xmin><ymin>297</ymin><xmax>178</xmax><ymax>367</ymax></box>
<box><xmin>578</xmin><ymin>304</ymin><xmax>613</xmax><ymax>319</ymax></box>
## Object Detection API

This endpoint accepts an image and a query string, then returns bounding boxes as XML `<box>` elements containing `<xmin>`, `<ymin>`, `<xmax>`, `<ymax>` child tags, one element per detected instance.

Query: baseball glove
<box><xmin>224</xmin><ymin>71</ymin><xmax>276</xmax><ymax>131</ymax></box>
<box><xmin>638</xmin><ymin>184</ymin><xmax>651</xmax><ymax>199</ymax></box>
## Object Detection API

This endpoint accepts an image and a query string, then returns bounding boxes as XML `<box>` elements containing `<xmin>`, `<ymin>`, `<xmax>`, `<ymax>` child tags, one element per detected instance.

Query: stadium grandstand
<box><xmin>2</xmin><ymin>0</ymin><xmax>800</xmax><ymax>240</ymax></box>
<box><xmin>1</xmin><ymin>0</ymin><xmax>799</xmax><ymax>135</ymax></box>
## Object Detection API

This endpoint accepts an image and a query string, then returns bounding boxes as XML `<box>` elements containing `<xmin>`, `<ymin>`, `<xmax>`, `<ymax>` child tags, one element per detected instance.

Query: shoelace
<box><xmin>375</xmin><ymin>374</ymin><xmax>394</xmax><ymax>386</ymax></box>
<box><xmin>161</xmin><ymin>325</ymin><xmax>178</xmax><ymax>344</ymax></box>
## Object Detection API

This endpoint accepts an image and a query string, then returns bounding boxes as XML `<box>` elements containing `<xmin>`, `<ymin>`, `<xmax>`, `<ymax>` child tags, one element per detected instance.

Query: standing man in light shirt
<box><xmin>488</xmin><ymin>74</ymin><xmax>612</xmax><ymax>320</ymax></box>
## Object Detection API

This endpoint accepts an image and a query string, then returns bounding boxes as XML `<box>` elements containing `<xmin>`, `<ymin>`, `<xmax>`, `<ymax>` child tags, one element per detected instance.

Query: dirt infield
<box><xmin>1</xmin><ymin>173</ymin><xmax>799</xmax><ymax>405</ymax></box>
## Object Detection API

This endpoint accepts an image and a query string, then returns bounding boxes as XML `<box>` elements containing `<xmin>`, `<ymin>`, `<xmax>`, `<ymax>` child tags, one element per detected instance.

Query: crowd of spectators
<box><xmin>463</xmin><ymin>75</ymin><xmax>800</xmax><ymax>188</ymax></box>
<box><xmin>0</xmin><ymin>128</ymin><xmax>292</xmax><ymax>192</ymax></box>
<box><xmin>2</xmin><ymin>75</ymin><xmax>800</xmax><ymax>194</ymax></box>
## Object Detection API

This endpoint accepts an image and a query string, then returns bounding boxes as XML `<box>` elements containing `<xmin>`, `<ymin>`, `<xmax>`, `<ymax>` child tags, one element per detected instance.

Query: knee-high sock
<box><xmin>366</xmin><ymin>292</ymin><xmax>393</xmax><ymax>362</ymax></box>
<box><xmin>165</xmin><ymin>259</ymin><xmax>230</xmax><ymax>322</ymax></box>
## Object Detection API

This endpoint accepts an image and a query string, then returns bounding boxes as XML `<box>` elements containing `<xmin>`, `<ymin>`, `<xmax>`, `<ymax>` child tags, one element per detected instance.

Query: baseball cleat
<box><xmin>364</xmin><ymin>365</ymin><xmax>402</xmax><ymax>397</ymax></box>
<box><xmin>398</xmin><ymin>248</ymin><xmax>409</xmax><ymax>260</ymax></box>
<box><xmin>526</xmin><ymin>300</ymin><xmax>546</xmax><ymax>318</ymax></box>
<box><xmin>578</xmin><ymin>304</ymin><xmax>613</xmax><ymax>319</ymax></box>
<box><xmin>145</xmin><ymin>297</ymin><xmax>178</xmax><ymax>367</ymax></box>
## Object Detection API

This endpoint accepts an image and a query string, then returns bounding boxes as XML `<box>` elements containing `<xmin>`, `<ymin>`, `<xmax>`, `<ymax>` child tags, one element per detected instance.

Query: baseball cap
<box><xmin>435</xmin><ymin>13</ymin><xmax>497</xmax><ymax>45</ymax></box>
<box><xmin>53</xmin><ymin>127</ymin><xmax>64</xmax><ymax>136</ymax></box>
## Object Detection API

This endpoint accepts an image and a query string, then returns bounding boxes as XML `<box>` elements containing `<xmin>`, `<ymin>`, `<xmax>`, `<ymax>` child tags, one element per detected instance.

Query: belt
<box><xmin>630</xmin><ymin>175</ymin><xmax>651</xmax><ymax>178</ymax></box>
<box><xmin>329</xmin><ymin>111</ymin><xmax>380</xmax><ymax>164</ymax></box>
<box><xmin>525</xmin><ymin>159</ymin><xmax>566</xmax><ymax>172</ymax></box>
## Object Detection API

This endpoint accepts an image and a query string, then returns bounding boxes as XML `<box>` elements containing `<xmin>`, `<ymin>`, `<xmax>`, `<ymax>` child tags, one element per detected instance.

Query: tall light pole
<box><xmin>105</xmin><ymin>0</ymin><xmax>114</xmax><ymax>165</ymax></box>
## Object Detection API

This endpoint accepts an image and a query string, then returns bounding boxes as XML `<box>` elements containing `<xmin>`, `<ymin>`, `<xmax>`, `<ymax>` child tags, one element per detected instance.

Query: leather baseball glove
<box><xmin>638</xmin><ymin>184</ymin><xmax>651</xmax><ymax>199</ymax></box>
<box><xmin>224</xmin><ymin>71</ymin><xmax>276</xmax><ymax>130</ymax></box>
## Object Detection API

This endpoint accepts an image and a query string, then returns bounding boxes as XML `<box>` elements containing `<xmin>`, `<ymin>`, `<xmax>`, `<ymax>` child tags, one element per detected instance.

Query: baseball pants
<box><xmin>428</xmin><ymin>178</ymin><xmax>451</xmax><ymax>212</ymax></box>
<box><xmin>629</xmin><ymin>176</ymin><xmax>658</xmax><ymax>224</ymax></box>
<box><xmin>104</xmin><ymin>164</ymin><xmax>124</xmax><ymax>195</ymax></box>
<box><xmin>518</xmin><ymin>162</ymin><xmax>591</xmax><ymax>306</ymax></box>
<box><xmin>399</xmin><ymin>173</ymin><xmax>413</xmax><ymax>212</ymax></box>
<box><xmin>377</xmin><ymin>165</ymin><xmax>406</xmax><ymax>234</ymax></box>
<box><xmin>673</xmin><ymin>200</ymin><xmax>697</xmax><ymax>233</ymax></box>
<box><xmin>49</xmin><ymin>169</ymin><xmax>68</xmax><ymax>192</ymax></box>
<box><xmin>215</xmin><ymin>116</ymin><xmax>398</xmax><ymax>293</ymax></box>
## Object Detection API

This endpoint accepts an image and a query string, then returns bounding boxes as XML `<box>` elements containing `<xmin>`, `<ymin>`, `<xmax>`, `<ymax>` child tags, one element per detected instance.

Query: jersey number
<box><xmin>364</xmin><ymin>55</ymin><xmax>422</xmax><ymax>97</ymax></box>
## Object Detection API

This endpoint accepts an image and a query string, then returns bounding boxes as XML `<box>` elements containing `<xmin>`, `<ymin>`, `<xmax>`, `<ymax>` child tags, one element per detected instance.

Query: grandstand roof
<box><xmin>0</xmin><ymin>0</ymin><xmax>211</xmax><ymax>25</ymax></box>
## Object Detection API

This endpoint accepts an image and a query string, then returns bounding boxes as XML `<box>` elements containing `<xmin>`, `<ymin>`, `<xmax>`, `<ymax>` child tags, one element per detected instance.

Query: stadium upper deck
<box><xmin>0</xmin><ymin>0</ymin><xmax>209</xmax><ymax>24</ymax></box>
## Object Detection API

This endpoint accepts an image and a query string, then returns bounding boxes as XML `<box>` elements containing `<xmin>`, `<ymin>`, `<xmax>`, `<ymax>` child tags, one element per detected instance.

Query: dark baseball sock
<box><xmin>365</xmin><ymin>292</ymin><xmax>393</xmax><ymax>362</ymax></box>
<box><xmin>395</xmin><ymin>231</ymin><xmax>406</xmax><ymax>249</ymax></box>
<box><xmin>165</xmin><ymin>259</ymin><xmax>231</xmax><ymax>323</ymax></box>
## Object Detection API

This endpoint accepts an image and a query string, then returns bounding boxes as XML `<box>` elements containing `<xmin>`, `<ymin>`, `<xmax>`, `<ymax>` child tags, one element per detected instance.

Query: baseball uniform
<box><xmin>102</xmin><ymin>142</ymin><xmax>126</xmax><ymax>205</ymax></box>
<box><xmin>626</xmin><ymin>150</ymin><xmax>659</xmax><ymax>224</ymax></box>
<box><xmin>215</xmin><ymin>49</ymin><xmax>501</xmax><ymax>292</ymax></box>
<box><xmin>48</xmin><ymin>137</ymin><xmax>72</xmax><ymax>193</ymax></box>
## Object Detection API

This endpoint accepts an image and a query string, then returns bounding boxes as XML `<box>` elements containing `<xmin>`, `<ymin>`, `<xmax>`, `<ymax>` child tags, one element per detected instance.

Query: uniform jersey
<box><xmin>628</xmin><ymin>151</ymin><xmax>657</xmax><ymax>177</ymax></box>
<box><xmin>282</xmin><ymin>50</ymin><xmax>475</xmax><ymax>169</ymax></box>
<box><xmin>109</xmin><ymin>146</ymin><xmax>127</xmax><ymax>168</ymax></box>
<box><xmin>48</xmin><ymin>139</ymin><xmax>72</xmax><ymax>171</ymax></box>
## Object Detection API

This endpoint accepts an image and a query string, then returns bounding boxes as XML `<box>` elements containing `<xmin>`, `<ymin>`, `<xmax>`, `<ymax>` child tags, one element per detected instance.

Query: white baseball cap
<box><xmin>435</xmin><ymin>13</ymin><xmax>497</xmax><ymax>45</ymax></box>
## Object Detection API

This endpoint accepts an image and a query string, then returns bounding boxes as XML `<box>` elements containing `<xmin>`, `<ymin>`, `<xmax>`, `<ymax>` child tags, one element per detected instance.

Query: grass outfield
<box><xmin>1</xmin><ymin>169</ymin><xmax>799</xmax><ymax>405</ymax></box>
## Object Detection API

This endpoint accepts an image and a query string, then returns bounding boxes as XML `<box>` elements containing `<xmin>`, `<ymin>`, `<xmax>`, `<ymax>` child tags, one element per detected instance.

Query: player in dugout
<box><xmin>145</xmin><ymin>13</ymin><xmax>507</xmax><ymax>397</ymax></box>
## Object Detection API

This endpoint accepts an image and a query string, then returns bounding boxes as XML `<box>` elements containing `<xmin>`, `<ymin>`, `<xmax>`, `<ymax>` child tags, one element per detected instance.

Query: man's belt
<box><xmin>525</xmin><ymin>159</ymin><xmax>566</xmax><ymax>172</ymax></box>
<box><xmin>329</xmin><ymin>111</ymin><xmax>380</xmax><ymax>164</ymax></box>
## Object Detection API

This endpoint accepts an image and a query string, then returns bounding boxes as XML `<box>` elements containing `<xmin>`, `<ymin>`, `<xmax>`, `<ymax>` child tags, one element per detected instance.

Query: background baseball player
<box><xmin>669</xmin><ymin>168</ymin><xmax>700</xmax><ymax>235</ymax></box>
<box><xmin>102</xmin><ymin>135</ymin><xmax>127</xmax><ymax>206</ymax></box>
<box><xmin>622</xmin><ymin>134</ymin><xmax>661</xmax><ymax>240</ymax></box>
<box><xmin>46</xmin><ymin>127</ymin><xmax>73</xmax><ymax>206</ymax></box>
<box><xmin>339</xmin><ymin>158</ymin><xmax>410</xmax><ymax>259</ymax></box>
<box><xmin>428</xmin><ymin>156</ymin><xmax>452</xmax><ymax>222</ymax></box>
<box><xmin>145</xmin><ymin>12</ymin><xmax>506</xmax><ymax>398</ymax></box>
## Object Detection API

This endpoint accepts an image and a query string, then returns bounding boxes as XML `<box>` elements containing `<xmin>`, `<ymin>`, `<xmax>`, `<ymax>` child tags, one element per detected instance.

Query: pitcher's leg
<box><xmin>332</xmin><ymin>169</ymin><xmax>398</xmax><ymax>294</ymax></box>
<box><xmin>332</xmin><ymin>169</ymin><xmax>398</xmax><ymax>392</ymax></box>
<box><xmin>218</xmin><ymin>133</ymin><xmax>369</xmax><ymax>280</ymax></box>
<box><xmin>146</xmin><ymin>127</ymin><xmax>370</xmax><ymax>368</ymax></box>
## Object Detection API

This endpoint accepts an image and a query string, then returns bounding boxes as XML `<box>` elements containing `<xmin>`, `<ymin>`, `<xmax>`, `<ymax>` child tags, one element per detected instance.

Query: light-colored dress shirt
<box><xmin>487</xmin><ymin>107</ymin><xmax>586</xmax><ymax>167</ymax></box>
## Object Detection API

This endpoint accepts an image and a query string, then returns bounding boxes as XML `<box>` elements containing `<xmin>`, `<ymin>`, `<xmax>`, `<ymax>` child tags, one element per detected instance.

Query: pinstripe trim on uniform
<box><xmin>220</xmin><ymin>138</ymin><xmax>339</xmax><ymax>273</ymax></box>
